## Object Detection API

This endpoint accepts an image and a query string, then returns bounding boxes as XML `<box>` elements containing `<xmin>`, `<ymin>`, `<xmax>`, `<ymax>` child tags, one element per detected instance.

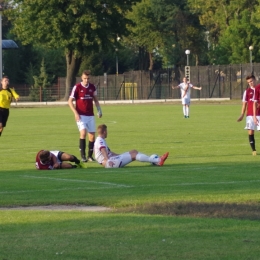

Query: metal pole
<box><xmin>250</xmin><ymin>50</ymin><xmax>252</xmax><ymax>73</ymax></box>
<box><xmin>187</xmin><ymin>55</ymin><xmax>189</xmax><ymax>66</ymax></box>
<box><xmin>116</xmin><ymin>53</ymin><xmax>118</xmax><ymax>75</ymax></box>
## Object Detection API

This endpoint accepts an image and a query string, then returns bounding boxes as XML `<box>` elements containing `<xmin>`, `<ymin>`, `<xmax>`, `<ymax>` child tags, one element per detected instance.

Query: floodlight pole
<box><xmin>249</xmin><ymin>46</ymin><xmax>253</xmax><ymax>74</ymax></box>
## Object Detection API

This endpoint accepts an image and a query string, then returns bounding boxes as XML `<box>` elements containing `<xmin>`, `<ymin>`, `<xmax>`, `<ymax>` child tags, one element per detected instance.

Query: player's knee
<box><xmin>129</xmin><ymin>150</ymin><xmax>138</xmax><ymax>159</ymax></box>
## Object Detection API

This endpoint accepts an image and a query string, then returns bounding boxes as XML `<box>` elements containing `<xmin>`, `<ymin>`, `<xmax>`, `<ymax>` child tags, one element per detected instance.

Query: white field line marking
<box><xmin>23</xmin><ymin>175</ymin><xmax>132</xmax><ymax>188</ymax></box>
<box><xmin>0</xmin><ymin>186</ymin><xmax>119</xmax><ymax>194</ymax></box>
<box><xmin>1</xmin><ymin>179</ymin><xmax>260</xmax><ymax>195</ymax></box>
<box><xmin>138</xmin><ymin>179</ymin><xmax>260</xmax><ymax>187</ymax></box>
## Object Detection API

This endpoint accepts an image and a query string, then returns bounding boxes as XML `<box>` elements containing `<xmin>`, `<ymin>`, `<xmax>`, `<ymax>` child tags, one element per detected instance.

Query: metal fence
<box><xmin>12</xmin><ymin>63</ymin><xmax>260</xmax><ymax>102</ymax></box>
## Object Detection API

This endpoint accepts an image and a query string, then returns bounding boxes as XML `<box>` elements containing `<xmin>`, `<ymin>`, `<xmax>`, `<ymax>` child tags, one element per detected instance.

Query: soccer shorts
<box><xmin>244</xmin><ymin>116</ymin><xmax>260</xmax><ymax>131</ymax></box>
<box><xmin>77</xmin><ymin>115</ymin><xmax>96</xmax><ymax>132</ymax></box>
<box><xmin>105</xmin><ymin>152</ymin><xmax>132</xmax><ymax>168</ymax></box>
<box><xmin>0</xmin><ymin>107</ymin><xmax>9</xmax><ymax>127</ymax></box>
<box><xmin>181</xmin><ymin>97</ymin><xmax>190</xmax><ymax>105</ymax></box>
<box><xmin>50</xmin><ymin>151</ymin><xmax>63</xmax><ymax>163</ymax></box>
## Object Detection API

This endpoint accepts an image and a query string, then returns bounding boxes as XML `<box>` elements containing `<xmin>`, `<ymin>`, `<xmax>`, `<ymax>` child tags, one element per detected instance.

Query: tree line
<box><xmin>1</xmin><ymin>0</ymin><xmax>259</xmax><ymax>99</ymax></box>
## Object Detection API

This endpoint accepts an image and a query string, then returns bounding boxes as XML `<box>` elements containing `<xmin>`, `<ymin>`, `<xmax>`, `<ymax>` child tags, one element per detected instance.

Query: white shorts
<box><xmin>244</xmin><ymin>116</ymin><xmax>260</xmax><ymax>131</ymax></box>
<box><xmin>50</xmin><ymin>151</ymin><xmax>61</xmax><ymax>163</ymax></box>
<box><xmin>182</xmin><ymin>97</ymin><xmax>190</xmax><ymax>105</ymax></box>
<box><xmin>105</xmin><ymin>152</ymin><xmax>132</xmax><ymax>168</ymax></box>
<box><xmin>76</xmin><ymin>116</ymin><xmax>96</xmax><ymax>132</ymax></box>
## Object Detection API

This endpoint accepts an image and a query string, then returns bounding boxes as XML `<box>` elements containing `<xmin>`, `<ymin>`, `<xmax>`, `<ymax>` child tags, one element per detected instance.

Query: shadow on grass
<box><xmin>117</xmin><ymin>202</ymin><xmax>260</xmax><ymax>220</ymax></box>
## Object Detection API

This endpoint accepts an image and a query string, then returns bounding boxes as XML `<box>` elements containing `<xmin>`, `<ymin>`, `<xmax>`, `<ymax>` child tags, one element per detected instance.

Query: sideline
<box><xmin>11</xmin><ymin>98</ymin><xmax>230</xmax><ymax>107</ymax></box>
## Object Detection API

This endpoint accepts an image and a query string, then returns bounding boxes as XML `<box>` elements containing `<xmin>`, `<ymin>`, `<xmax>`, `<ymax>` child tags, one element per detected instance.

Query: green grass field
<box><xmin>1</xmin><ymin>102</ymin><xmax>260</xmax><ymax>259</ymax></box>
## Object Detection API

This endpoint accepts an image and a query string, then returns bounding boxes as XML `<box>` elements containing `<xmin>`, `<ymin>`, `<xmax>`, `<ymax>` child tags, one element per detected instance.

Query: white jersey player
<box><xmin>94</xmin><ymin>124</ymin><xmax>169</xmax><ymax>168</ymax></box>
<box><xmin>172</xmin><ymin>77</ymin><xmax>202</xmax><ymax>118</ymax></box>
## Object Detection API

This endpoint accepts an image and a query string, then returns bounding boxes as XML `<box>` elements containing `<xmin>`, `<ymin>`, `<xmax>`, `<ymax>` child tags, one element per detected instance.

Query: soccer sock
<box><xmin>186</xmin><ymin>107</ymin><xmax>189</xmax><ymax>116</ymax></box>
<box><xmin>136</xmin><ymin>153</ymin><xmax>150</xmax><ymax>162</ymax></box>
<box><xmin>70</xmin><ymin>155</ymin><xmax>80</xmax><ymax>164</ymax></box>
<box><xmin>79</xmin><ymin>139</ymin><xmax>86</xmax><ymax>157</ymax></box>
<box><xmin>249</xmin><ymin>134</ymin><xmax>256</xmax><ymax>151</ymax></box>
<box><xmin>88</xmin><ymin>141</ymin><xmax>95</xmax><ymax>158</ymax></box>
<box><xmin>183</xmin><ymin>106</ymin><xmax>186</xmax><ymax>116</ymax></box>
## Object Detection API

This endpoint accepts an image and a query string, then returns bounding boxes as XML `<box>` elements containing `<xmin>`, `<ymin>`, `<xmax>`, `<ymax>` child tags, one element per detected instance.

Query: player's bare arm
<box><xmin>100</xmin><ymin>147</ymin><xmax>110</xmax><ymax>167</ymax></box>
<box><xmin>93</xmin><ymin>96</ymin><xmax>102</xmax><ymax>118</ymax></box>
<box><xmin>237</xmin><ymin>102</ymin><xmax>247</xmax><ymax>122</ymax></box>
<box><xmin>68</xmin><ymin>97</ymin><xmax>80</xmax><ymax>121</ymax></box>
<box><xmin>193</xmin><ymin>86</ymin><xmax>202</xmax><ymax>90</ymax></box>
<box><xmin>51</xmin><ymin>155</ymin><xmax>61</xmax><ymax>169</ymax></box>
<box><xmin>253</xmin><ymin>101</ymin><xmax>259</xmax><ymax>125</ymax></box>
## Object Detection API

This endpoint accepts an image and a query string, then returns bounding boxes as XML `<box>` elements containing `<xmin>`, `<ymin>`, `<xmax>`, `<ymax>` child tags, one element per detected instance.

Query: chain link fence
<box><xmin>12</xmin><ymin>63</ymin><xmax>259</xmax><ymax>102</ymax></box>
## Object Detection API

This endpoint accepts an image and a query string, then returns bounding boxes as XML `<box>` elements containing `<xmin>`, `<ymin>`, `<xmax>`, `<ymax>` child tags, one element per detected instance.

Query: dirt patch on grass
<box><xmin>118</xmin><ymin>202</ymin><xmax>260</xmax><ymax>220</ymax></box>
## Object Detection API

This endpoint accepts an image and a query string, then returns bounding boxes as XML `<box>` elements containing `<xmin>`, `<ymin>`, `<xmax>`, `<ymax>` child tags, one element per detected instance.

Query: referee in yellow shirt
<box><xmin>0</xmin><ymin>76</ymin><xmax>19</xmax><ymax>136</ymax></box>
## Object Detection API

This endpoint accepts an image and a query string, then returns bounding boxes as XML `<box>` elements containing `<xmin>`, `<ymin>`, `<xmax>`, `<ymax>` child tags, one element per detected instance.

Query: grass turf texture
<box><xmin>1</xmin><ymin>102</ymin><xmax>260</xmax><ymax>259</ymax></box>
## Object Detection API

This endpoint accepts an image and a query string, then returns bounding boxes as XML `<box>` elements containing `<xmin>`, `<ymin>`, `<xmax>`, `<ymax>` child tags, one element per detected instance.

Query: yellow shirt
<box><xmin>0</xmin><ymin>88</ymin><xmax>19</xmax><ymax>109</ymax></box>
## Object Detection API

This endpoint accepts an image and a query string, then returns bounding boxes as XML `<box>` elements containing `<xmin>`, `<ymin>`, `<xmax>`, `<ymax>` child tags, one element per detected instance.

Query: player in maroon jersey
<box><xmin>68</xmin><ymin>70</ymin><xmax>102</xmax><ymax>163</ymax></box>
<box><xmin>237</xmin><ymin>74</ymin><xmax>260</xmax><ymax>155</ymax></box>
<box><xmin>35</xmin><ymin>150</ymin><xmax>85</xmax><ymax>170</ymax></box>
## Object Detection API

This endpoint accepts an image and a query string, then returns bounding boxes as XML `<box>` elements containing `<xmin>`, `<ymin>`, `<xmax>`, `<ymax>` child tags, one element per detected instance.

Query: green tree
<box><xmin>188</xmin><ymin>0</ymin><xmax>260</xmax><ymax>64</ymax></box>
<box><xmin>127</xmin><ymin>0</ymin><xmax>207</xmax><ymax>69</ymax></box>
<box><xmin>7</xmin><ymin>0</ymin><xmax>139</xmax><ymax>99</ymax></box>
<box><xmin>30</xmin><ymin>59</ymin><xmax>54</xmax><ymax>101</ymax></box>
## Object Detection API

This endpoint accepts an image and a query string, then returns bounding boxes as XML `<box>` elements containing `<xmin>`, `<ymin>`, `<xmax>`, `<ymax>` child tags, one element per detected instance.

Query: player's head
<box><xmin>97</xmin><ymin>124</ymin><xmax>107</xmax><ymax>138</ymax></box>
<box><xmin>183</xmin><ymin>77</ymin><xmax>188</xmax><ymax>83</ymax></box>
<box><xmin>246</xmin><ymin>74</ymin><xmax>256</xmax><ymax>86</ymax></box>
<box><xmin>1</xmin><ymin>75</ymin><xmax>9</xmax><ymax>87</ymax></box>
<box><xmin>81</xmin><ymin>70</ymin><xmax>91</xmax><ymax>84</ymax></box>
<box><xmin>39</xmin><ymin>150</ymin><xmax>51</xmax><ymax>164</ymax></box>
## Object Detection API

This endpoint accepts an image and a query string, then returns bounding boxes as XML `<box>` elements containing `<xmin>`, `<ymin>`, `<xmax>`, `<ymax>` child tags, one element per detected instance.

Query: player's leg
<box><xmin>186</xmin><ymin>104</ymin><xmax>190</xmax><ymax>118</ymax></box>
<box><xmin>0</xmin><ymin>108</ymin><xmax>9</xmax><ymax>136</ymax></box>
<box><xmin>86</xmin><ymin>116</ymin><xmax>96</xmax><ymax>161</ymax></box>
<box><xmin>87</xmin><ymin>132</ymin><xmax>95</xmax><ymax>161</ymax></box>
<box><xmin>57</xmin><ymin>151</ymin><xmax>85</xmax><ymax>169</ymax></box>
<box><xmin>246</xmin><ymin>116</ymin><xmax>256</xmax><ymax>155</ymax></box>
<box><xmin>59</xmin><ymin>151</ymin><xmax>81</xmax><ymax>164</ymax></box>
<box><xmin>77</xmin><ymin>118</ymin><xmax>87</xmax><ymax>162</ymax></box>
<box><xmin>181</xmin><ymin>102</ymin><xmax>186</xmax><ymax>118</ymax></box>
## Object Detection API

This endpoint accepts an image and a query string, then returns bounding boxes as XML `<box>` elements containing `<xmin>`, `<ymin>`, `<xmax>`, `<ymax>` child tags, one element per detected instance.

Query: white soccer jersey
<box><xmin>94</xmin><ymin>136</ymin><xmax>112</xmax><ymax>164</ymax></box>
<box><xmin>178</xmin><ymin>82</ymin><xmax>193</xmax><ymax>99</ymax></box>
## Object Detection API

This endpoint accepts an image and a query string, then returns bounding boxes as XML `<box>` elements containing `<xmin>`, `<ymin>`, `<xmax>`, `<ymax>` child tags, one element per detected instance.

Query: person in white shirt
<box><xmin>172</xmin><ymin>77</ymin><xmax>202</xmax><ymax>118</ymax></box>
<box><xmin>94</xmin><ymin>124</ymin><xmax>169</xmax><ymax>168</ymax></box>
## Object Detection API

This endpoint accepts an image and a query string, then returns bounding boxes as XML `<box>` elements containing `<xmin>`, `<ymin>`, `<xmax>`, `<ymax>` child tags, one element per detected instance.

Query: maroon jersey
<box><xmin>35</xmin><ymin>150</ymin><xmax>55</xmax><ymax>170</ymax></box>
<box><xmin>69</xmin><ymin>82</ymin><xmax>97</xmax><ymax>116</ymax></box>
<box><xmin>254</xmin><ymin>84</ymin><xmax>260</xmax><ymax>103</ymax></box>
<box><xmin>243</xmin><ymin>87</ymin><xmax>260</xmax><ymax>116</ymax></box>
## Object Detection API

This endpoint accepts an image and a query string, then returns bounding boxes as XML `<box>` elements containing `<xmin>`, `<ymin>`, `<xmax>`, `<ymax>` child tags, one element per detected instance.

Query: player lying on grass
<box><xmin>94</xmin><ymin>124</ymin><xmax>169</xmax><ymax>168</ymax></box>
<box><xmin>35</xmin><ymin>150</ymin><xmax>86</xmax><ymax>170</ymax></box>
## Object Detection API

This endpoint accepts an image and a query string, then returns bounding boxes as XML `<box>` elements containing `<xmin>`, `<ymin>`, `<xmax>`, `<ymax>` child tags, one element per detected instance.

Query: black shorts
<box><xmin>0</xmin><ymin>107</ymin><xmax>9</xmax><ymax>127</ymax></box>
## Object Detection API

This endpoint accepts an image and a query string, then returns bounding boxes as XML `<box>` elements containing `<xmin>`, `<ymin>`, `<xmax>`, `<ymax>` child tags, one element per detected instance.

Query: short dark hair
<box><xmin>246</xmin><ymin>74</ymin><xmax>255</xmax><ymax>81</ymax></box>
<box><xmin>39</xmin><ymin>150</ymin><xmax>50</xmax><ymax>162</ymax></box>
<box><xmin>82</xmin><ymin>70</ymin><xmax>91</xmax><ymax>76</ymax></box>
<box><xmin>1</xmin><ymin>75</ymin><xmax>9</xmax><ymax>81</ymax></box>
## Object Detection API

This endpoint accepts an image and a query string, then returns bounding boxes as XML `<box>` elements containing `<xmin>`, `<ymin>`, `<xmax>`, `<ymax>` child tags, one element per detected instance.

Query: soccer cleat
<box><xmin>184</xmin><ymin>115</ymin><xmax>187</xmax><ymax>118</ymax></box>
<box><xmin>158</xmin><ymin>152</ymin><xmax>169</xmax><ymax>166</ymax></box>
<box><xmin>187</xmin><ymin>116</ymin><xmax>189</xmax><ymax>118</ymax></box>
<box><xmin>87</xmin><ymin>156</ymin><xmax>96</xmax><ymax>162</ymax></box>
<box><xmin>252</xmin><ymin>151</ymin><xmax>257</xmax><ymax>156</ymax></box>
<box><xmin>76</xmin><ymin>162</ymin><xmax>87</xmax><ymax>168</ymax></box>
<box><xmin>81</xmin><ymin>156</ymin><xmax>87</xmax><ymax>162</ymax></box>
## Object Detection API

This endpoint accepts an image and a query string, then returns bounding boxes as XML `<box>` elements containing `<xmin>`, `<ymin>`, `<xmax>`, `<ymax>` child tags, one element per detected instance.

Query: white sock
<box><xmin>186</xmin><ymin>107</ymin><xmax>189</xmax><ymax>116</ymax></box>
<box><xmin>183</xmin><ymin>106</ymin><xmax>186</xmax><ymax>116</ymax></box>
<box><xmin>136</xmin><ymin>153</ymin><xmax>150</xmax><ymax>162</ymax></box>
